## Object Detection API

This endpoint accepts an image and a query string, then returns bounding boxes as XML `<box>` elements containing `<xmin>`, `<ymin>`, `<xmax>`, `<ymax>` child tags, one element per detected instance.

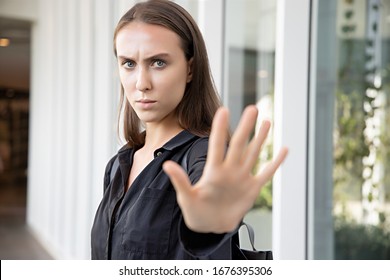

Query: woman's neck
<box><xmin>143</xmin><ymin>122</ymin><xmax>184</xmax><ymax>151</ymax></box>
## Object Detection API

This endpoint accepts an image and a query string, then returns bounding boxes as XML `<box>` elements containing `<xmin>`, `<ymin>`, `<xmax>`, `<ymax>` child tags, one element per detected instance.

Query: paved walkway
<box><xmin>0</xmin><ymin>185</ymin><xmax>53</xmax><ymax>260</ymax></box>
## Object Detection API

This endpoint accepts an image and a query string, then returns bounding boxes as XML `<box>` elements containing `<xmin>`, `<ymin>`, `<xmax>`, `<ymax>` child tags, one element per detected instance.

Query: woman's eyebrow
<box><xmin>117</xmin><ymin>53</ymin><xmax>171</xmax><ymax>61</ymax></box>
<box><xmin>147</xmin><ymin>53</ymin><xmax>170</xmax><ymax>60</ymax></box>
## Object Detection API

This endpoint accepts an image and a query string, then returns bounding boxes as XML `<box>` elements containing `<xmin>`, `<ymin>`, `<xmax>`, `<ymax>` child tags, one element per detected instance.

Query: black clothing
<box><xmin>91</xmin><ymin>130</ymin><xmax>235</xmax><ymax>259</ymax></box>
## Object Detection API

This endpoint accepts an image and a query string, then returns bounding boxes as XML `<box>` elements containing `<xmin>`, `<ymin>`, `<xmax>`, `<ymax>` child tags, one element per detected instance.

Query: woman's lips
<box><xmin>136</xmin><ymin>99</ymin><xmax>156</xmax><ymax>109</ymax></box>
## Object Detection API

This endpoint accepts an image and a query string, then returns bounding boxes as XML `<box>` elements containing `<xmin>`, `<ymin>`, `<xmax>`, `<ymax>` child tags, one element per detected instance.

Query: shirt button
<box><xmin>156</xmin><ymin>151</ymin><xmax>163</xmax><ymax>157</ymax></box>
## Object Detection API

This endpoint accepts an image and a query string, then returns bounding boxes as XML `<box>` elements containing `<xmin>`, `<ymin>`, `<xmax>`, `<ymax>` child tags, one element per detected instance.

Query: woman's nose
<box><xmin>135</xmin><ymin>68</ymin><xmax>152</xmax><ymax>92</ymax></box>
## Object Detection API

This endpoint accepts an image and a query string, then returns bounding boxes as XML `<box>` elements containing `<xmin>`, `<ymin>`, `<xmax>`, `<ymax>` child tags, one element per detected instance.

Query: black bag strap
<box><xmin>232</xmin><ymin>222</ymin><xmax>273</xmax><ymax>260</ymax></box>
<box><xmin>240</xmin><ymin>222</ymin><xmax>257</xmax><ymax>251</ymax></box>
<box><xmin>110</xmin><ymin>156</ymin><xmax>120</xmax><ymax>183</ymax></box>
<box><xmin>180</xmin><ymin>146</ymin><xmax>190</xmax><ymax>172</ymax></box>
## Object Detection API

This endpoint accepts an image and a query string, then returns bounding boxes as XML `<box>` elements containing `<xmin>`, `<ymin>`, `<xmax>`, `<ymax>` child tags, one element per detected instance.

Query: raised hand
<box><xmin>163</xmin><ymin>105</ymin><xmax>288</xmax><ymax>233</ymax></box>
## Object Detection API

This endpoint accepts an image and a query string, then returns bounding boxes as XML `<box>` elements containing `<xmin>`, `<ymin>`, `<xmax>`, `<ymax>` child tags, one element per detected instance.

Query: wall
<box><xmin>26</xmin><ymin>0</ymin><xmax>137</xmax><ymax>259</ymax></box>
<box><xmin>0</xmin><ymin>0</ymin><xmax>38</xmax><ymax>21</ymax></box>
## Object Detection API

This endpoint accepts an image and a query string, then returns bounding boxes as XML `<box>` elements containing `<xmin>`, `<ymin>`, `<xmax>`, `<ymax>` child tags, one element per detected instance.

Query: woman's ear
<box><xmin>186</xmin><ymin>58</ymin><xmax>193</xmax><ymax>83</ymax></box>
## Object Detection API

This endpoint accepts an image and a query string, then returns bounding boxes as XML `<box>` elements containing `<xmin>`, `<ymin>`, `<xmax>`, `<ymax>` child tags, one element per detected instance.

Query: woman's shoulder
<box><xmin>104</xmin><ymin>143</ymin><xmax>132</xmax><ymax>177</ymax></box>
<box><xmin>182</xmin><ymin>135</ymin><xmax>210</xmax><ymax>183</ymax></box>
<box><xmin>184</xmin><ymin>135</ymin><xmax>209</xmax><ymax>166</ymax></box>
<box><xmin>188</xmin><ymin>136</ymin><xmax>209</xmax><ymax>154</ymax></box>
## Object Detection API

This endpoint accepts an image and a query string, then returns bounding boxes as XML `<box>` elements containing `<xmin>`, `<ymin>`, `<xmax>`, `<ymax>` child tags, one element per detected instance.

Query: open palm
<box><xmin>163</xmin><ymin>105</ymin><xmax>288</xmax><ymax>234</ymax></box>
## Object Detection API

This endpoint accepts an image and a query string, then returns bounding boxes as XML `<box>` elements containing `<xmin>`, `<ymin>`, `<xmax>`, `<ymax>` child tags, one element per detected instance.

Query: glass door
<box><xmin>224</xmin><ymin>0</ymin><xmax>277</xmax><ymax>250</ymax></box>
<box><xmin>309</xmin><ymin>0</ymin><xmax>390</xmax><ymax>259</ymax></box>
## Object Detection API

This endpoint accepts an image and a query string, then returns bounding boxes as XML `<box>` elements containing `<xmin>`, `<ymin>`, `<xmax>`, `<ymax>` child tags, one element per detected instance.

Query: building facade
<box><xmin>0</xmin><ymin>0</ymin><xmax>389</xmax><ymax>259</ymax></box>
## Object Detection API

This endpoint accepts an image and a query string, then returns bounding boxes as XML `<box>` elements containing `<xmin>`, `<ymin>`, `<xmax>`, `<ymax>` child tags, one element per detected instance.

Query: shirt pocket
<box><xmin>121</xmin><ymin>187</ymin><xmax>176</xmax><ymax>258</ymax></box>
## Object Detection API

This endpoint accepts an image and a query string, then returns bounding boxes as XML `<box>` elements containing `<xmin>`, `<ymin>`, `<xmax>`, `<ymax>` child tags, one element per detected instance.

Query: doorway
<box><xmin>0</xmin><ymin>17</ymin><xmax>51</xmax><ymax>259</ymax></box>
<box><xmin>0</xmin><ymin>17</ymin><xmax>30</xmax><ymax>222</ymax></box>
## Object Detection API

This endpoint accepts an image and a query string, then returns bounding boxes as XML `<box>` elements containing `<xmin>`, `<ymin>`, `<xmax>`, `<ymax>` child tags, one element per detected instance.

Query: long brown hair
<box><xmin>114</xmin><ymin>0</ymin><xmax>221</xmax><ymax>148</ymax></box>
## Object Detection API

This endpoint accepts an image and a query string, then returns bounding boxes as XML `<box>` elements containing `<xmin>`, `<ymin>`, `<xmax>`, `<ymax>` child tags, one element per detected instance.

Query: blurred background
<box><xmin>0</xmin><ymin>0</ymin><xmax>389</xmax><ymax>260</ymax></box>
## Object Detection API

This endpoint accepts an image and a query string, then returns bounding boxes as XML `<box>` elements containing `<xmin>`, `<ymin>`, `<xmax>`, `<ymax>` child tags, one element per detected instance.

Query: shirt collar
<box><xmin>161</xmin><ymin>130</ymin><xmax>198</xmax><ymax>151</ymax></box>
<box><xmin>118</xmin><ymin>130</ymin><xmax>199</xmax><ymax>155</ymax></box>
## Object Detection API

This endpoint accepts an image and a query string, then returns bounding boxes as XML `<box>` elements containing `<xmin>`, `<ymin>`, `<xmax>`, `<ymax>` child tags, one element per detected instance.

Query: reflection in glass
<box><xmin>224</xmin><ymin>0</ymin><xmax>276</xmax><ymax>250</ymax></box>
<box><xmin>310</xmin><ymin>0</ymin><xmax>390</xmax><ymax>259</ymax></box>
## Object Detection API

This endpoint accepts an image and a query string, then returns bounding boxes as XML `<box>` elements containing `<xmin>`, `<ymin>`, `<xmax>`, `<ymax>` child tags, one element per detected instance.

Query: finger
<box><xmin>206</xmin><ymin>107</ymin><xmax>229</xmax><ymax>167</ymax></box>
<box><xmin>255</xmin><ymin>147</ymin><xmax>289</xmax><ymax>187</ymax></box>
<box><xmin>225</xmin><ymin>105</ymin><xmax>258</xmax><ymax>165</ymax></box>
<box><xmin>243</xmin><ymin>119</ymin><xmax>271</xmax><ymax>171</ymax></box>
<box><xmin>163</xmin><ymin>160</ymin><xmax>192</xmax><ymax>198</ymax></box>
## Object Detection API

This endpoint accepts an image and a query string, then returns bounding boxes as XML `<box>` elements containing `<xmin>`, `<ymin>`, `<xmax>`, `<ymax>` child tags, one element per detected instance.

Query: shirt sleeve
<box><xmin>178</xmin><ymin>137</ymin><xmax>238</xmax><ymax>259</ymax></box>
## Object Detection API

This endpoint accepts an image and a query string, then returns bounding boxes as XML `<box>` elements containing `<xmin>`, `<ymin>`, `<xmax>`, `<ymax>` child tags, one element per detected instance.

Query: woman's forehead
<box><xmin>116</xmin><ymin>21</ymin><xmax>180</xmax><ymax>45</ymax></box>
<box><xmin>115</xmin><ymin>22</ymin><xmax>183</xmax><ymax>57</ymax></box>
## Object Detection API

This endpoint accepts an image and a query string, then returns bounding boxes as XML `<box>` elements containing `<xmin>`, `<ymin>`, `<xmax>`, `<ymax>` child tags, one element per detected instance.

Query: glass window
<box><xmin>309</xmin><ymin>0</ymin><xmax>390</xmax><ymax>259</ymax></box>
<box><xmin>224</xmin><ymin>0</ymin><xmax>277</xmax><ymax>250</ymax></box>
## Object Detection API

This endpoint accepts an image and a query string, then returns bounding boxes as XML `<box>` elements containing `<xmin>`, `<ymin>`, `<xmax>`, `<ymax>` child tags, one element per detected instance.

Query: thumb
<box><xmin>162</xmin><ymin>160</ymin><xmax>192</xmax><ymax>197</ymax></box>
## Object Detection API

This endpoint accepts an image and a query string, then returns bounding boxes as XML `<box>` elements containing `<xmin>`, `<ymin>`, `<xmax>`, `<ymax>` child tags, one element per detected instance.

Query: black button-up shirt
<box><xmin>91</xmin><ymin>130</ymin><xmax>234</xmax><ymax>259</ymax></box>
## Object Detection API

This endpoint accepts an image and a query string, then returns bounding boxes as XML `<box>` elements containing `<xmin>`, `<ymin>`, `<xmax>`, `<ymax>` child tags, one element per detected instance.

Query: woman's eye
<box><xmin>123</xmin><ymin>60</ymin><xmax>135</xmax><ymax>68</ymax></box>
<box><xmin>153</xmin><ymin>60</ymin><xmax>166</xmax><ymax>68</ymax></box>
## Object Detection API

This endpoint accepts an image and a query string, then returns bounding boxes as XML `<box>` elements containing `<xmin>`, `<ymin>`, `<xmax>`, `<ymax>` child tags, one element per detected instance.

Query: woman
<box><xmin>91</xmin><ymin>0</ymin><xmax>288</xmax><ymax>260</ymax></box>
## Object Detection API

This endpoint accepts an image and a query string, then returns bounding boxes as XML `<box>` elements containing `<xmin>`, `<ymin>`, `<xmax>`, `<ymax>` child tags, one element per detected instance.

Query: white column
<box><xmin>197</xmin><ymin>0</ymin><xmax>224</xmax><ymax>94</ymax></box>
<box><xmin>273</xmin><ymin>0</ymin><xmax>311</xmax><ymax>259</ymax></box>
<box><xmin>27</xmin><ymin>0</ymin><xmax>120</xmax><ymax>259</ymax></box>
<box><xmin>28</xmin><ymin>0</ymin><xmax>57</xmax><ymax>256</ymax></box>
<box><xmin>61</xmin><ymin>0</ymin><xmax>78</xmax><ymax>259</ymax></box>
<box><xmin>74</xmin><ymin>0</ymin><xmax>95</xmax><ymax>260</ymax></box>
<box><xmin>90</xmin><ymin>0</ymin><xmax>117</xmax><ymax>213</ymax></box>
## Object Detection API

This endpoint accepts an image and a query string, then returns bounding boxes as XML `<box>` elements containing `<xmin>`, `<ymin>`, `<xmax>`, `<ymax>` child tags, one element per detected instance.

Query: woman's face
<box><xmin>116</xmin><ymin>22</ymin><xmax>192</xmax><ymax>127</ymax></box>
